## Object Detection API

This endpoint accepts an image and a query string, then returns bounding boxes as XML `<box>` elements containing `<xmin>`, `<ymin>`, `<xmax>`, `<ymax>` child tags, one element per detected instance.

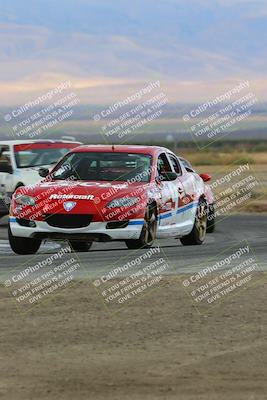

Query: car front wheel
<box><xmin>125</xmin><ymin>205</ymin><xmax>157</xmax><ymax>250</ymax></box>
<box><xmin>8</xmin><ymin>224</ymin><xmax>41</xmax><ymax>255</ymax></box>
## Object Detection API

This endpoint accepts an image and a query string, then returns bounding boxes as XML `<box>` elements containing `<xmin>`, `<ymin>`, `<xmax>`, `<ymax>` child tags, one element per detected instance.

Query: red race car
<box><xmin>9</xmin><ymin>145</ymin><xmax>214</xmax><ymax>254</ymax></box>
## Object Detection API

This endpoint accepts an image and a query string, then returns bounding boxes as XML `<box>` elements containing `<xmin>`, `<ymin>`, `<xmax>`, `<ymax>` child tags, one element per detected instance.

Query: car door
<box><xmin>166</xmin><ymin>153</ymin><xmax>194</xmax><ymax>227</ymax></box>
<box><xmin>177</xmin><ymin>157</ymin><xmax>203</xmax><ymax>225</ymax></box>
<box><xmin>156</xmin><ymin>152</ymin><xmax>186</xmax><ymax>237</ymax></box>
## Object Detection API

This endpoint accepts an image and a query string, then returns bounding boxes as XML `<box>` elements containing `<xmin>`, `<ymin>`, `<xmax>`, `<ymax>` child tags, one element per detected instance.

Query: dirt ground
<box><xmin>0</xmin><ymin>276</ymin><xmax>266</xmax><ymax>400</ymax></box>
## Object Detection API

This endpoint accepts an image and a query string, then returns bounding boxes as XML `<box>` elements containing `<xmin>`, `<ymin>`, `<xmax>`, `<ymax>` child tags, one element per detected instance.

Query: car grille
<box><xmin>45</xmin><ymin>214</ymin><xmax>92</xmax><ymax>229</ymax></box>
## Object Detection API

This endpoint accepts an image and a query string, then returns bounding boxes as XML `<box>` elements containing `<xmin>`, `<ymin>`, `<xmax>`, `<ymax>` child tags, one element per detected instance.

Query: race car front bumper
<box><xmin>9</xmin><ymin>217</ymin><xmax>144</xmax><ymax>241</ymax></box>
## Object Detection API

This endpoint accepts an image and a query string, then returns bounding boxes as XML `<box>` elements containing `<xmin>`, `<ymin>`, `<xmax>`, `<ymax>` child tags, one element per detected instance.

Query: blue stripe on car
<box><xmin>158</xmin><ymin>201</ymin><xmax>198</xmax><ymax>220</ymax></box>
<box><xmin>159</xmin><ymin>212</ymin><xmax>172</xmax><ymax>220</ymax></box>
<box><xmin>128</xmin><ymin>220</ymin><xmax>144</xmax><ymax>225</ymax></box>
<box><xmin>176</xmin><ymin>201</ymin><xmax>198</xmax><ymax>215</ymax></box>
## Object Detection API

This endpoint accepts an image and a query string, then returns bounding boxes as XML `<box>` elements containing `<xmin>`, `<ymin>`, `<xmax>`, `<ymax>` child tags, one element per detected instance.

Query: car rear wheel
<box><xmin>180</xmin><ymin>199</ymin><xmax>207</xmax><ymax>246</ymax></box>
<box><xmin>8</xmin><ymin>224</ymin><xmax>41</xmax><ymax>255</ymax></box>
<box><xmin>70</xmin><ymin>241</ymin><xmax>92</xmax><ymax>252</ymax></box>
<box><xmin>125</xmin><ymin>205</ymin><xmax>157</xmax><ymax>250</ymax></box>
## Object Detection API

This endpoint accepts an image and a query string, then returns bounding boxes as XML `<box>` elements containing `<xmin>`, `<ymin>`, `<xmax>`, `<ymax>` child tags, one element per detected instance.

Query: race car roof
<box><xmin>70</xmin><ymin>144</ymin><xmax>170</xmax><ymax>156</ymax></box>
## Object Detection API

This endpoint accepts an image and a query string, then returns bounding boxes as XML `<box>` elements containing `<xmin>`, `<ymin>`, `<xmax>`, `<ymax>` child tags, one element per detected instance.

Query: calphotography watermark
<box><xmin>209</xmin><ymin>161</ymin><xmax>264</xmax><ymax>221</ymax></box>
<box><xmin>182</xmin><ymin>81</ymin><xmax>258</xmax><ymax>148</ymax></box>
<box><xmin>3</xmin><ymin>81</ymin><xmax>80</xmax><ymax>139</ymax></box>
<box><xmin>92</xmin><ymin>81</ymin><xmax>168</xmax><ymax>143</ymax></box>
<box><xmin>12</xmin><ymin>177</ymin><xmax>83</xmax><ymax>221</ymax></box>
<box><xmin>3</xmin><ymin>243</ymin><xmax>83</xmax><ymax>313</ymax></box>
<box><xmin>92</xmin><ymin>242</ymin><xmax>174</xmax><ymax>314</ymax></box>
<box><xmin>184</xmin><ymin>160</ymin><xmax>264</xmax><ymax>230</ymax></box>
<box><xmin>181</xmin><ymin>241</ymin><xmax>264</xmax><ymax>313</ymax></box>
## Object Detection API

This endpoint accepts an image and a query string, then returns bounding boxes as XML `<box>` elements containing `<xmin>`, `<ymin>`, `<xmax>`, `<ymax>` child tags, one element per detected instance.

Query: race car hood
<box><xmin>13</xmin><ymin>180</ymin><xmax>149</xmax><ymax>221</ymax></box>
<box><xmin>27</xmin><ymin>180</ymin><xmax>147</xmax><ymax>200</ymax></box>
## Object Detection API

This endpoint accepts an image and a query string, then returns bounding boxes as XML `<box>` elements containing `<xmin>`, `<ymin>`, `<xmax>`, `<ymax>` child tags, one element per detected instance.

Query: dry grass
<box><xmin>179</xmin><ymin>151</ymin><xmax>267</xmax><ymax>166</ymax></box>
<box><xmin>189</xmin><ymin>163</ymin><xmax>267</xmax><ymax>213</ymax></box>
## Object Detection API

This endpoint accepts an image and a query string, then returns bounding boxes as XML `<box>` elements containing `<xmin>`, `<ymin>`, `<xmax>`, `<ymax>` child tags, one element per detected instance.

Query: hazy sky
<box><xmin>0</xmin><ymin>0</ymin><xmax>266</xmax><ymax>104</ymax></box>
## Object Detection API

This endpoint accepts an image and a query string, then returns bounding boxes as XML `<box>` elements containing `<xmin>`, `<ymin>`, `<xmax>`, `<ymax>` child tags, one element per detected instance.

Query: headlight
<box><xmin>14</xmin><ymin>194</ymin><xmax>36</xmax><ymax>206</ymax></box>
<box><xmin>106</xmin><ymin>197</ymin><xmax>139</xmax><ymax>209</ymax></box>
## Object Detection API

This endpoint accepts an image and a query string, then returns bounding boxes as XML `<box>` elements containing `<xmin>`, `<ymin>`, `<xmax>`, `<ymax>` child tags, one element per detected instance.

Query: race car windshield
<box><xmin>52</xmin><ymin>152</ymin><xmax>153</xmax><ymax>182</ymax></box>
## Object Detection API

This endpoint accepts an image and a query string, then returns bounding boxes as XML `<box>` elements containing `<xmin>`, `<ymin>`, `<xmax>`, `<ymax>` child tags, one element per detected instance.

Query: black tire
<box><xmin>180</xmin><ymin>199</ymin><xmax>207</xmax><ymax>246</ymax></box>
<box><xmin>125</xmin><ymin>205</ymin><xmax>157</xmax><ymax>250</ymax></box>
<box><xmin>207</xmin><ymin>204</ymin><xmax>215</xmax><ymax>233</ymax></box>
<box><xmin>70</xmin><ymin>241</ymin><xmax>92</xmax><ymax>252</ymax></box>
<box><xmin>8</xmin><ymin>224</ymin><xmax>41</xmax><ymax>255</ymax></box>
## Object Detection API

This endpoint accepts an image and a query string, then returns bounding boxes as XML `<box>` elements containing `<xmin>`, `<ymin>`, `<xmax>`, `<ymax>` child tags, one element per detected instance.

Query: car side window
<box><xmin>168</xmin><ymin>154</ymin><xmax>182</xmax><ymax>175</ymax></box>
<box><xmin>157</xmin><ymin>153</ymin><xmax>172</xmax><ymax>178</ymax></box>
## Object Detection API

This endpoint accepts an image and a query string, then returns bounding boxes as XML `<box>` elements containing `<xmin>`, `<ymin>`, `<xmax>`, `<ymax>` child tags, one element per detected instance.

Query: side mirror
<box><xmin>159</xmin><ymin>172</ymin><xmax>178</xmax><ymax>182</ymax></box>
<box><xmin>39</xmin><ymin>168</ymin><xmax>50</xmax><ymax>178</ymax></box>
<box><xmin>0</xmin><ymin>164</ymin><xmax>13</xmax><ymax>174</ymax></box>
<box><xmin>199</xmin><ymin>173</ymin><xmax>211</xmax><ymax>182</ymax></box>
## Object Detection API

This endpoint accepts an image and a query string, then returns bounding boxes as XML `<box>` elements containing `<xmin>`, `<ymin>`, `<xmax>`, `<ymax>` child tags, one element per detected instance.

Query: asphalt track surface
<box><xmin>0</xmin><ymin>214</ymin><xmax>266</xmax><ymax>283</ymax></box>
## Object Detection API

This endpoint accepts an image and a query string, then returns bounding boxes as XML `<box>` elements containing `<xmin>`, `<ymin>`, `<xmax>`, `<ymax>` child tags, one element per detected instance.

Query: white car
<box><xmin>0</xmin><ymin>140</ymin><xmax>81</xmax><ymax>217</ymax></box>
